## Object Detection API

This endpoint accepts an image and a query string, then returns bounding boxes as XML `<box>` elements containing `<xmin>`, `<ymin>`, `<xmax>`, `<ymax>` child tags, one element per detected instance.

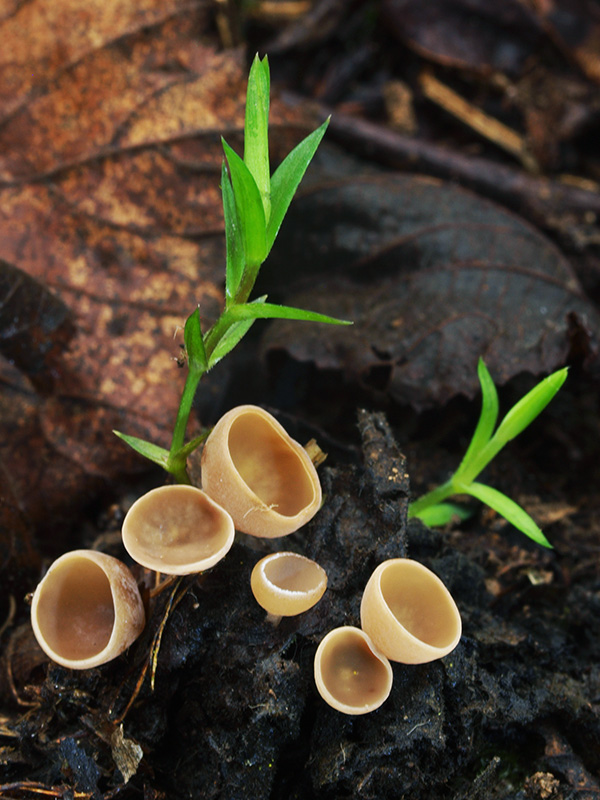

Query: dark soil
<box><xmin>2</xmin><ymin>394</ymin><xmax>600</xmax><ymax>800</ymax></box>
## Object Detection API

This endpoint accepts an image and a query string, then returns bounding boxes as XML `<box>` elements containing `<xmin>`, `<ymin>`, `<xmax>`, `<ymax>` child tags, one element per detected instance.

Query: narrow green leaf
<box><xmin>173</xmin><ymin>429</ymin><xmax>211</xmax><ymax>460</ymax></box>
<box><xmin>414</xmin><ymin>502</ymin><xmax>472</xmax><ymax>526</ymax></box>
<box><xmin>457</xmin><ymin>365</ymin><xmax>568</xmax><ymax>485</ymax></box>
<box><xmin>492</xmin><ymin>367</ymin><xmax>568</xmax><ymax>447</ymax></box>
<box><xmin>244</xmin><ymin>54</ymin><xmax>270</xmax><ymax>221</ymax></box>
<box><xmin>455</xmin><ymin>358</ymin><xmax>499</xmax><ymax>479</ymax></box>
<box><xmin>207</xmin><ymin>296</ymin><xmax>268</xmax><ymax>369</ymax></box>
<box><xmin>228</xmin><ymin>300</ymin><xmax>352</xmax><ymax>326</ymax></box>
<box><xmin>113</xmin><ymin>430</ymin><xmax>169</xmax><ymax>468</ymax></box>
<box><xmin>222</xmin><ymin>138</ymin><xmax>267</xmax><ymax>266</ymax></box>
<box><xmin>266</xmin><ymin>118</ymin><xmax>330</xmax><ymax>254</ymax></box>
<box><xmin>463</xmin><ymin>481</ymin><xmax>552</xmax><ymax>548</ymax></box>
<box><xmin>222</xmin><ymin>161</ymin><xmax>244</xmax><ymax>303</ymax></box>
<box><xmin>184</xmin><ymin>308</ymin><xmax>207</xmax><ymax>372</ymax></box>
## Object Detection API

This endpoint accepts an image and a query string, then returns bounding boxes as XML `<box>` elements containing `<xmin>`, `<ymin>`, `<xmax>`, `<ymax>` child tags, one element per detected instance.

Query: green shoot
<box><xmin>408</xmin><ymin>359</ymin><xmax>568</xmax><ymax>547</ymax></box>
<box><xmin>115</xmin><ymin>54</ymin><xmax>351</xmax><ymax>484</ymax></box>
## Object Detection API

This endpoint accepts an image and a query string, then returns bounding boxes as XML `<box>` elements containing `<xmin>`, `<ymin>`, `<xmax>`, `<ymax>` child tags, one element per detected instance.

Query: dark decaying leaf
<box><xmin>533</xmin><ymin>0</ymin><xmax>600</xmax><ymax>84</ymax></box>
<box><xmin>262</xmin><ymin>173</ymin><xmax>599</xmax><ymax>408</ymax></box>
<box><xmin>384</xmin><ymin>0</ymin><xmax>600</xmax><ymax>85</ymax></box>
<box><xmin>0</xmin><ymin>259</ymin><xmax>74</xmax><ymax>389</ymax></box>
<box><xmin>383</xmin><ymin>0</ymin><xmax>543</xmax><ymax>76</ymax></box>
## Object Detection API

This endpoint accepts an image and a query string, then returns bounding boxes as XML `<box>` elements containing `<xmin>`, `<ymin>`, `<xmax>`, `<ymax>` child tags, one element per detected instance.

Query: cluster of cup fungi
<box><xmin>30</xmin><ymin>404</ymin><xmax>461</xmax><ymax>715</ymax></box>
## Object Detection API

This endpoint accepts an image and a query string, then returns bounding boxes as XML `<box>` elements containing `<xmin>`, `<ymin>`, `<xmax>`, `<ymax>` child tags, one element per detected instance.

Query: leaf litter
<box><xmin>262</xmin><ymin>170</ymin><xmax>600</xmax><ymax>408</ymax></box>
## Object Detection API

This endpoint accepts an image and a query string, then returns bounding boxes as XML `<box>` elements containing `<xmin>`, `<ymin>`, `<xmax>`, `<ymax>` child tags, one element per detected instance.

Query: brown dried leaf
<box><xmin>262</xmin><ymin>173</ymin><xmax>599</xmax><ymax>408</ymax></box>
<box><xmin>0</xmin><ymin>2</ymin><xmax>312</xmax><ymax>545</ymax></box>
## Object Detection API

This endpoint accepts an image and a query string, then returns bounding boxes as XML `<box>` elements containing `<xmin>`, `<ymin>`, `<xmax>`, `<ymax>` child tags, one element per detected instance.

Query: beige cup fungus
<box><xmin>122</xmin><ymin>485</ymin><xmax>235</xmax><ymax>575</ymax></box>
<box><xmin>360</xmin><ymin>558</ymin><xmax>462</xmax><ymax>664</ymax></box>
<box><xmin>31</xmin><ymin>550</ymin><xmax>145</xmax><ymax>670</ymax></box>
<box><xmin>201</xmin><ymin>405</ymin><xmax>322</xmax><ymax>538</ymax></box>
<box><xmin>251</xmin><ymin>552</ymin><xmax>327</xmax><ymax>618</ymax></box>
<box><xmin>314</xmin><ymin>626</ymin><xmax>393</xmax><ymax>715</ymax></box>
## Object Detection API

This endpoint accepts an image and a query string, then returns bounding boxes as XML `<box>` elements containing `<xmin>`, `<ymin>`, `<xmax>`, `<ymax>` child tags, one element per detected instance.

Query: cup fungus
<box><xmin>360</xmin><ymin>558</ymin><xmax>462</xmax><ymax>664</ymax></box>
<box><xmin>314</xmin><ymin>626</ymin><xmax>393</xmax><ymax>715</ymax></box>
<box><xmin>201</xmin><ymin>405</ymin><xmax>322</xmax><ymax>537</ymax></box>
<box><xmin>31</xmin><ymin>550</ymin><xmax>145</xmax><ymax>670</ymax></box>
<box><xmin>251</xmin><ymin>552</ymin><xmax>327</xmax><ymax>618</ymax></box>
<box><xmin>121</xmin><ymin>485</ymin><xmax>235</xmax><ymax>575</ymax></box>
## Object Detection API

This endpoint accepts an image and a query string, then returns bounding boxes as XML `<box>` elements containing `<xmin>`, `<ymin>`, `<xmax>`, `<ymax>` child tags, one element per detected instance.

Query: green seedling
<box><xmin>408</xmin><ymin>359</ymin><xmax>568</xmax><ymax>547</ymax></box>
<box><xmin>115</xmin><ymin>55</ymin><xmax>350</xmax><ymax>484</ymax></box>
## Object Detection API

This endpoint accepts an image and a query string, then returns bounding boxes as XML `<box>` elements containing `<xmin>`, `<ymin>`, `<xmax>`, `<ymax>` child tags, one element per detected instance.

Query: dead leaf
<box><xmin>0</xmin><ymin>259</ymin><xmax>74</xmax><ymax>390</ymax></box>
<box><xmin>382</xmin><ymin>0</ymin><xmax>543</xmax><ymax>76</ymax></box>
<box><xmin>0</xmin><ymin>2</ymin><xmax>314</xmax><ymax>546</ymax></box>
<box><xmin>262</xmin><ymin>173</ymin><xmax>600</xmax><ymax>408</ymax></box>
<box><xmin>531</xmin><ymin>0</ymin><xmax>600</xmax><ymax>85</ymax></box>
<box><xmin>111</xmin><ymin>724</ymin><xmax>144</xmax><ymax>784</ymax></box>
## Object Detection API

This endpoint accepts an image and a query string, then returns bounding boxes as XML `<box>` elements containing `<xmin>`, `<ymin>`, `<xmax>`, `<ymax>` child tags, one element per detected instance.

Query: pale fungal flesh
<box><xmin>201</xmin><ymin>405</ymin><xmax>322</xmax><ymax>537</ymax></box>
<box><xmin>121</xmin><ymin>485</ymin><xmax>235</xmax><ymax>575</ymax></box>
<box><xmin>31</xmin><ymin>550</ymin><xmax>145</xmax><ymax>670</ymax></box>
<box><xmin>360</xmin><ymin>558</ymin><xmax>462</xmax><ymax>664</ymax></box>
<box><xmin>314</xmin><ymin>626</ymin><xmax>393</xmax><ymax>715</ymax></box>
<box><xmin>251</xmin><ymin>552</ymin><xmax>327</xmax><ymax>616</ymax></box>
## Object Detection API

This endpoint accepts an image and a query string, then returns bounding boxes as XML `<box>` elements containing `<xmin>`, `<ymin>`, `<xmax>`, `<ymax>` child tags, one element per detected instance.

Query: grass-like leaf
<box><xmin>244</xmin><ymin>54</ymin><xmax>270</xmax><ymax>221</ymax></box>
<box><xmin>113</xmin><ymin>431</ymin><xmax>169</xmax><ymax>468</ymax></box>
<box><xmin>266</xmin><ymin>118</ymin><xmax>330</xmax><ymax>254</ymax></box>
<box><xmin>228</xmin><ymin>300</ymin><xmax>352</xmax><ymax>326</ymax></box>
<box><xmin>222</xmin><ymin>162</ymin><xmax>244</xmax><ymax>303</ymax></box>
<box><xmin>207</xmin><ymin>297</ymin><xmax>267</xmax><ymax>369</ymax></box>
<box><xmin>172</xmin><ymin>429</ymin><xmax>211</xmax><ymax>460</ymax></box>
<box><xmin>455</xmin><ymin>358</ymin><xmax>499</xmax><ymax>479</ymax></box>
<box><xmin>222</xmin><ymin>139</ymin><xmax>267</xmax><ymax>267</ymax></box>
<box><xmin>184</xmin><ymin>308</ymin><xmax>207</xmax><ymax>372</ymax></box>
<box><xmin>492</xmin><ymin>367</ymin><xmax>568</xmax><ymax>447</ymax></box>
<box><xmin>463</xmin><ymin>481</ymin><xmax>552</xmax><ymax>548</ymax></box>
<box><xmin>416</xmin><ymin>502</ymin><xmax>472</xmax><ymax>526</ymax></box>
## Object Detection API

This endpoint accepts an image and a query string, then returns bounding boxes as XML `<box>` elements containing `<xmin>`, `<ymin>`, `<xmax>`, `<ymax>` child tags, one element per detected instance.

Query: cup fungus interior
<box><xmin>380</xmin><ymin>564</ymin><xmax>459</xmax><ymax>649</ymax></box>
<box><xmin>318</xmin><ymin>628</ymin><xmax>391</xmax><ymax>711</ymax></box>
<box><xmin>124</xmin><ymin>487</ymin><xmax>232</xmax><ymax>569</ymax></box>
<box><xmin>34</xmin><ymin>556</ymin><xmax>115</xmax><ymax>661</ymax></box>
<box><xmin>252</xmin><ymin>552</ymin><xmax>327</xmax><ymax>617</ymax></box>
<box><xmin>228</xmin><ymin>411</ymin><xmax>316</xmax><ymax>517</ymax></box>
<box><xmin>263</xmin><ymin>553</ymin><xmax>324</xmax><ymax>594</ymax></box>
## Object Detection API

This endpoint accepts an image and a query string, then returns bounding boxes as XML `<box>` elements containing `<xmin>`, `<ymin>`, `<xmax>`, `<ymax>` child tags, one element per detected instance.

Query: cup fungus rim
<box><xmin>250</xmin><ymin>551</ymin><xmax>328</xmax><ymax>617</ymax></box>
<box><xmin>121</xmin><ymin>484</ymin><xmax>235</xmax><ymax>575</ymax></box>
<box><xmin>30</xmin><ymin>549</ymin><xmax>144</xmax><ymax>670</ymax></box>
<box><xmin>255</xmin><ymin>551</ymin><xmax>326</xmax><ymax>596</ymax></box>
<box><xmin>360</xmin><ymin>558</ymin><xmax>462</xmax><ymax>663</ymax></box>
<box><xmin>201</xmin><ymin>404</ymin><xmax>322</xmax><ymax>537</ymax></box>
<box><xmin>314</xmin><ymin>625</ymin><xmax>393</xmax><ymax>715</ymax></box>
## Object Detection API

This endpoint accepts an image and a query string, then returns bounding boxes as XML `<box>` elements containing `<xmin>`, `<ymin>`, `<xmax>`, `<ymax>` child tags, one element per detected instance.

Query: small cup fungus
<box><xmin>122</xmin><ymin>485</ymin><xmax>234</xmax><ymax>575</ymax></box>
<box><xmin>360</xmin><ymin>558</ymin><xmax>462</xmax><ymax>664</ymax></box>
<box><xmin>251</xmin><ymin>552</ymin><xmax>327</xmax><ymax>618</ymax></box>
<box><xmin>201</xmin><ymin>405</ymin><xmax>322</xmax><ymax>537</ymax></box>
<box><xmin>314</xmin><ymin>626</ymin><xmax>393</xmax><ymax>715</ymax></box>
<box><xmin>31</xmin><ymin>550</ymin><xmax>145</xmax><ymax>670</ymax></box>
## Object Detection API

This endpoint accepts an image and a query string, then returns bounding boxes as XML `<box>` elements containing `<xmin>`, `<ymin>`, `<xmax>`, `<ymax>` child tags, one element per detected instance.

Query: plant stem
<box><xmin>167</xmin><ymin>364</ymin><xmax>204</xmax><ymax>483</ymax></box>
<box><xmin>202</xmin><ymin>312</ymin><xmax>234</xmax><ymax>358</ymax></box>
<box><xmin>233</xmin><ymin>262</ymin><xmax>261</xmax><ymax>307</ymax></box>
<box><xmin>407</xmin><ymin>479</ymin><xmax>456</xmax><ymax>518</ymax></box>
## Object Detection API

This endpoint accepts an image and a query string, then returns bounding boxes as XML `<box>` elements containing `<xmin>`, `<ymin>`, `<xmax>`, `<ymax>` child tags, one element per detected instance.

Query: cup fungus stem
<box><xmin>265</xmin><ymin>612</ymin><xmax>283</xmax><ymax>627</ymax></box>
<box><xmin>304</xmin><ymin>439</ymin><xmax>327</xmax><ymax>467</ymax></box>
<box><xmin>149</xmin><ymin>573</ymin><xmax>180</xmax><ymax>599</ymax></box>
